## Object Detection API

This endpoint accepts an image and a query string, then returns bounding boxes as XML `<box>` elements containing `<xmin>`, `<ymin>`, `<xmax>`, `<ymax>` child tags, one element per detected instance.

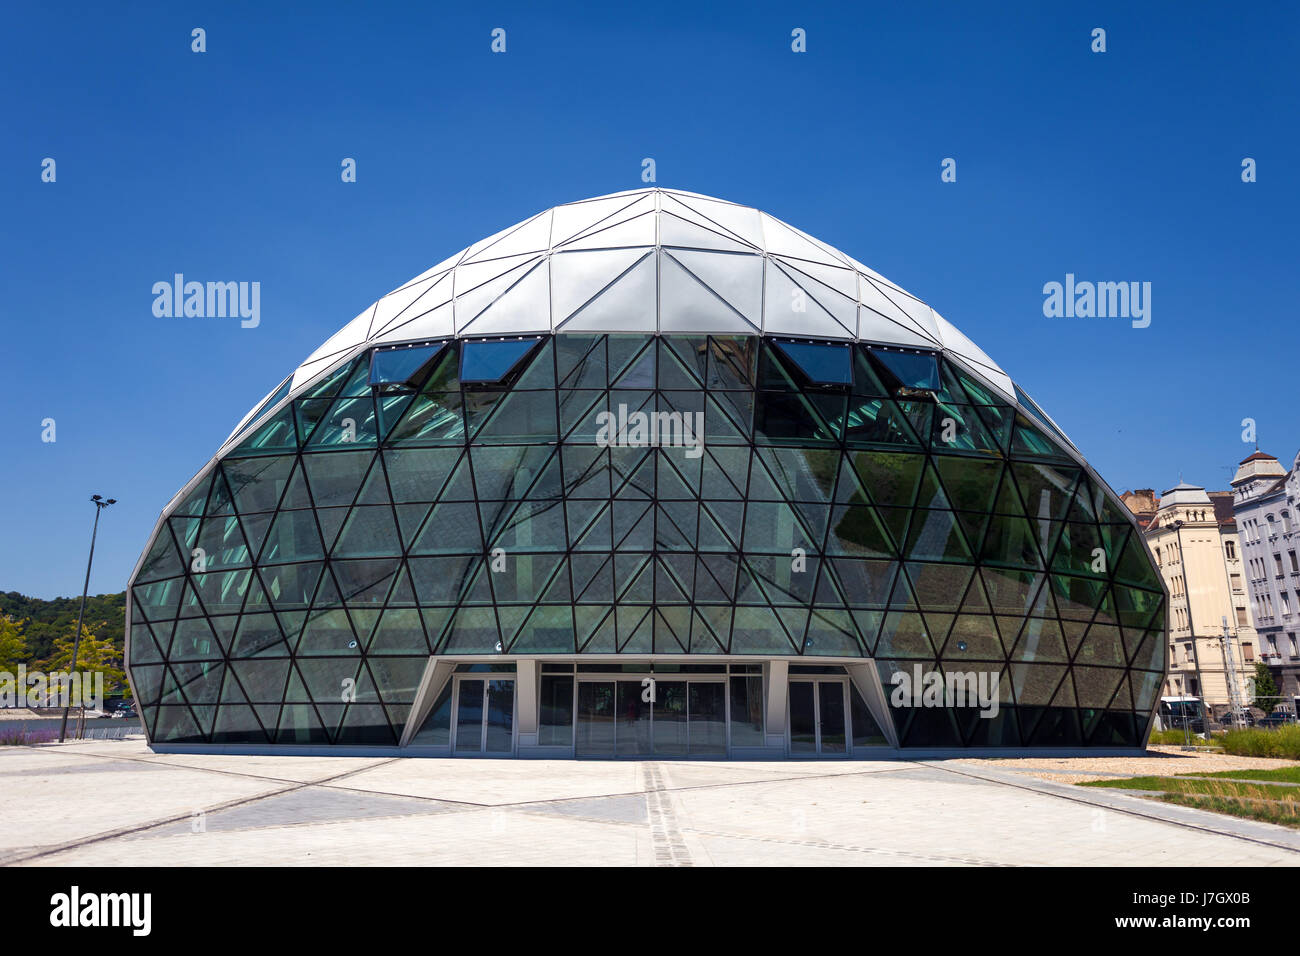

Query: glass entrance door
<box><xmin>788</xmin><ymin>679</ymin><xmax>848</xmax><ymax>755</ymax></box>
<box><xmin>575</xmin><ymin>678</ymin><xmax>727</xmax><ymax>757</ymax></box>
<box><xmin>453</xmin><ymin>677</ymin><xmax>515</xmax><ymax>755</ymax></box>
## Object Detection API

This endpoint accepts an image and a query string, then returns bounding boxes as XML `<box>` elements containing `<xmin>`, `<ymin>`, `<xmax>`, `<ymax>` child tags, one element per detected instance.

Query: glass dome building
<box><xmin>126</xmin><ymin>188</ymin><xmax>1167</xmax><ymax>756</ymax></box>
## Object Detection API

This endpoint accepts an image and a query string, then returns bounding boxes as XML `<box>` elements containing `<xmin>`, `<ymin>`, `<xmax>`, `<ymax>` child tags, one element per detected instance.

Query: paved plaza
<box><xmin>3</xmin><ymin>738</ymin><xmax>1299</xmax><ymax>866</ymax></box>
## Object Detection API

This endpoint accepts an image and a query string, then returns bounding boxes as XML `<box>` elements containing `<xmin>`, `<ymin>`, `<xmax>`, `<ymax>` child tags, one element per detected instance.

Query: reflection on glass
<box><xmin>539</xmin><ymin>675</ymin><xmax>574</xmax><ymax>746</ymax></box>
<box><xmin>577</xmin><ymin>681</ymin><xmax>615</xmax><ymax>756</ymax></box>
<box><xmin>654</xmin><ymin>681</ymin><xmax>687</xmax><ymax>754</ymax></box>
<box><xmin>849</xmin><ymin>682</ymin><xmax>887</xmax><ymax>746</ymax></box>
<box><xmin>773</xmin><ymin>340</ymin><xmax>852</xmax><ymax>385</ymax></box>
<box><xmin>460</xmin><ymin>338</ymin><xmax>540</xmax><ymax>383</ymax></box>
<box><xmin>616</xmin><ymin>680</ymin><xmax>651</xmax><ymax>755</ymax></box>
<box><xmin>869</xmin><ymin>349</ymin><xmax>939</xmax><ymax>391</ymax></box>
<box><xmin>789</xmin><ymin>682</ymin><xmax>816</xmax><ymax>753</ymax></box>
<box><xmin>819</xmin><ymin>682</ymin><xmax>847</xmax><ymax>753</ymax></box>
<box><xmin>688</xmin><ymin>682</ymin><xmax>726</xmax><ymax>755</ymax></box>
<box><xmin>455</xmin><ymin>679</ymin><xmax>483</xmax><ymax>753</ymax></box>
<box><xmin>485</xmin><ymin>679</ymin><xmax>514</xmax><ymax>753</ymax></box>
<box><xmin>410</xmin><ymin>682</ymin><xmax>454</xmax><ymax>747</ymax></box>
<box><xmin>729</xmin><ymin>675</ymin><xmax>765</xmax><ymax>747</ymax></box>
<box><xmin>370</xmin><ymin>345</ymin><xmax>443</xmax><ymax>387</ymax></box>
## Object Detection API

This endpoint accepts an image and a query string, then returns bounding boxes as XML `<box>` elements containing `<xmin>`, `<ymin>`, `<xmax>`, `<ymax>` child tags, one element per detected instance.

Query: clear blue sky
<box><xmin>2</xmin><ymin>1</ymin><xmax>1296</xmax><ymax>599</ymax></box>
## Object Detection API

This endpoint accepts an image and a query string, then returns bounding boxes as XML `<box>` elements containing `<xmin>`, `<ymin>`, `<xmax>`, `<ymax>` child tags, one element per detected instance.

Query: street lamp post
<box><xmin>58</xmin><ymin>495</ymin><xmax>116</xmax><ymax>743</ymax></box>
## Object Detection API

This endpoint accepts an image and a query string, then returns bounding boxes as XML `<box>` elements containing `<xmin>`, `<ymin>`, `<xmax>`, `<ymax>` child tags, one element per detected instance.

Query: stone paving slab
<box><xmin>338</xmin><ymin>758</ymin><xmax>647</xmax><ymax>805</ymax></box>
<box><xmin>4</xmin><ymin>739</ymin><xmax>1300</xmax><ymax>867</ymax></box>
<box><xmin>120</xmin><ymin>786</ymin><xmax>462</xmax><ymax>840</ymax></box>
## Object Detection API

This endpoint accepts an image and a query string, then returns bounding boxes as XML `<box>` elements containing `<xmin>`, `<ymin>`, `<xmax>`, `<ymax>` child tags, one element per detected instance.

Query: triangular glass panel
<box><xmin>803</xmin><ymin>608</ymin><xmax>863</xmax><ymax>656</ymax></box>
<box><xmin>616</xmin><ymin>606</ymin><xmax>654</xmax><ymax>653</ymax></box>
<box><xmin>173</xmin><ymin>475</ymin><xmax>213</xmax><ymax>517</ymax></box>
<box><xmin>689</xmin><ymin>609</ymin><xmax>728</xmax><ymax>653</ymax></box>
<box><xmin>851</xmin><ymin>451</ymin><xmax>922</xmax><ymax>508</ymax></box>
<box><xmin>905</xmin><ymin>562</ymin><xmax>973</xmax><ymax>613</ymax></box>
<box><xmin>904</xmin><ymin>509</ymin><xmax>971</xmax><ymax>563</ymax></box>
<box><xmin>942</xmin><ymin>614</ymin><xmax>1005</xmax><ymax>659</ymax></box>
<box><xmin>1008</xmin><ymin>617</ymin><xmax>1069</xmax><ymax>663</ymax></box>
<box><xmin>875</xmin><ymin>612</ymin><xmax>937</xmax><ymax>658</ymax></box>
<box><xmin>972</xmin><ymin>402</ymin><xmax>1015</xmax><ymax>450</ymax></box>
<box><xmin>577</xmin><ymin>607</ymin><xmax>618</xmax><ymax>653</ymax></box>
<box><xmin>231</xmin><ymin>405</ymin><xmax>297</xmax><ymax>457</ymax></box>
<box><xmin>1011</xmin><ymin>414</ymin><xmax>1071</xmax><ymax>461</ymax></box>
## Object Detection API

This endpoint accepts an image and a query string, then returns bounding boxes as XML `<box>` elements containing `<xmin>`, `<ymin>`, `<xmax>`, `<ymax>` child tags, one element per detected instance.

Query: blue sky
<box><xmin>2</xmin><ymin>1</ymin><xmax>1297</xmax><ymax>599</ymax></box>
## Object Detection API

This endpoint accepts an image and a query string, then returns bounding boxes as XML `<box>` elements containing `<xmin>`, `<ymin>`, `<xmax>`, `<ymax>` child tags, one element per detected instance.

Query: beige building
<box><xmin>1124</xmin><ymin>481</ymin><xmax>1255</xmax><ymax>712</ymax></box>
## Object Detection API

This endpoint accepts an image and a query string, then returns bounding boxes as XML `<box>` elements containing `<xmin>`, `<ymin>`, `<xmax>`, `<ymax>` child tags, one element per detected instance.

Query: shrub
<box><xmin>0</xmin><ymin>725</ymin><xmax>57</xmax><ymax>746</ymax></box>
<box><xmin>1149</xmin><ymin>728</ymin><xmax>1195</xmax><ymax>745</ymax></box>
<box><xmin>1219</xmin><ymin>725</ymin><xmax>1300</xmax><ymax>760</ymax></box>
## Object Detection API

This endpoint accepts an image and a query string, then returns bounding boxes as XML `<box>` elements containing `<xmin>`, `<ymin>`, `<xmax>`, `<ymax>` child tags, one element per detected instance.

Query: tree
<box><xmin>41</xmin><ymin>626</ymin><xmax>128</xmax><ymax>698</ymax></box>
<box><xmin>1251</xmin><ymin>661</ymin><xmax>1281</xmax><ymax>713</ymax></box>
<box><xmin>0</xmin><ymin>616</ymin><xmax>28</xmax><ymax>671</ymax></box>
<box><xmin>0</xmin><ymin>591</ymin><xmax>125</xmax><ymax>663</ymax></box>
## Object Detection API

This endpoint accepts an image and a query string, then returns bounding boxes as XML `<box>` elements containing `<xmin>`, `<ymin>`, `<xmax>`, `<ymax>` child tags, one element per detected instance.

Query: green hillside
<box><xmin>0</xmin><ymin>591</ymin><xmax>126</xmax><ymax>663</ymax></box>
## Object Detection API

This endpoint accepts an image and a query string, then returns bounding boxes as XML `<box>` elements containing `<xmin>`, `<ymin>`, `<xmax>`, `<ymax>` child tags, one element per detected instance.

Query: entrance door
<box><xmin>453</xmin><ymin>677</ymin><xmax>515</xmax><ymax>755</ymax></box>
<box><xmin>788</xmin><ymin>679</ymin><xmax>847</xmax><ymax>755</ymax></box>
<box><xmin>576</xmin><ymin>681</ymin><xmax>616</xmax><ymax>756</ymax></box>
<box><xmin>575</xmin><ymin>678</ymin><xmax>727</xmax><ymax>757</ymax></box>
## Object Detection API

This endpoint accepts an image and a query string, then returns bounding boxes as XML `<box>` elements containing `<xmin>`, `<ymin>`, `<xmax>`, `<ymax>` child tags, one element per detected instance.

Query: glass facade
<box><xmin>127</xmin><ymin>332</ymin><xmax>1166</xmax><ymax>750</ymax></box>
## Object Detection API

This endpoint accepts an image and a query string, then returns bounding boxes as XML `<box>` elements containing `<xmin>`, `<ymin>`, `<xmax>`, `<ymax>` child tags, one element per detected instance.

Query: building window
<box><xmin>1230</xmin><ymin>573</ymin><xmax>1243</xmax><ymax>592</ymax></box>
<box><xmin>1290</xmin><ymin>634</ymin><xmax>1298</xmax><ymax>658</ymax></box>
<box><xmin>1289</xmin><ymin>550</ymin><xmax>1298</xmax><ymax>573</ymax></box>
<box><xmin>1225</xmin><ymin>540</ymin><xmax>1237</xmax><ymax>559</ymax></box>
<box><xmin>1244</xmin><ymin>642</ymin><xmax>1255</xmax><ymax>662</ymax></box>
<box><xmin>1276</xmin><ymin>554</ymin><xmax>1286</xmax><ymax>576</ymax></box>
<box><xmin>1237</xmin><ymin>607</ymin><xmax>1249</xmax><ymax>627</ymax></box>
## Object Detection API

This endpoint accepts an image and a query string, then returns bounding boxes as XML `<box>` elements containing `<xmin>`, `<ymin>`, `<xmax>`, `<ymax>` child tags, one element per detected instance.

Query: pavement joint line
<box><xmin>924</xmin><ymin>761</ymin><xmax>1300</xmax><ymax>855</ymax></box>
<box><xmin>643</xmin><ymin>763</ymin><xmax>693</xmax><ymax>867</ymax></box>
<box><xmin>2</xmin><ymin>757</ymin><xmax>405</xmax><ymax>867</ymax></box>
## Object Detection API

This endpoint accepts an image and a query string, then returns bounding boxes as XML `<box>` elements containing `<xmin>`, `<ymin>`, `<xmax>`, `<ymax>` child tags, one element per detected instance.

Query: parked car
<box><xmin>1158</xmin><ymin>696</ymin><xmax>1206</xmax><ymax>734</ymax></box>
<box><xmin>1222</xmin><ymin>708</ymin><xmax>1256</xmax><ymax>727</ymax></box>
<box><xmin>1259</xmin><ymin>711</ymin><xmax>1296</xmax><ymax>728</ymax></box>
<box><xmin>111</xmin><ymin>702</ymin><xmax>137</xmax><ymax>719</ymax></box>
